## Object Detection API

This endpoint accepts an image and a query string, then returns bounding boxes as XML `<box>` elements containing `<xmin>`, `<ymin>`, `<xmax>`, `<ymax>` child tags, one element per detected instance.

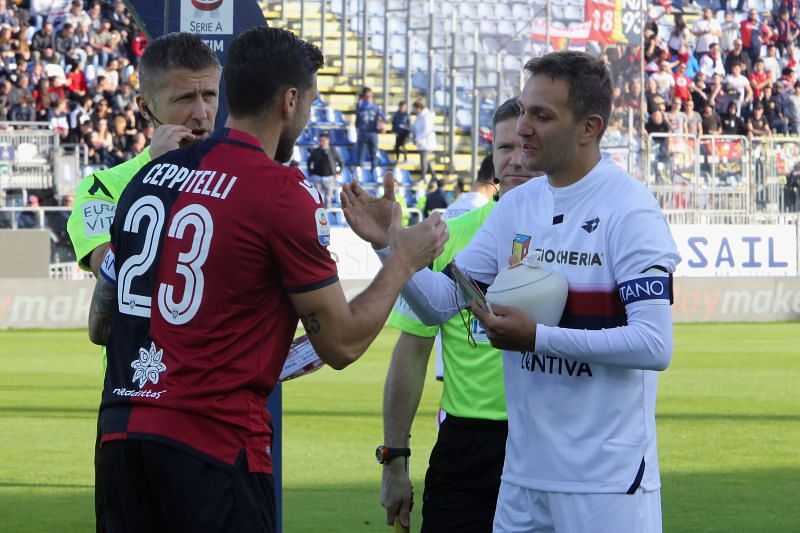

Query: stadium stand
<box><xmin>2</xmin><ymin>0</ymin><xmax>800</xmax><ymax>276</ymax></box>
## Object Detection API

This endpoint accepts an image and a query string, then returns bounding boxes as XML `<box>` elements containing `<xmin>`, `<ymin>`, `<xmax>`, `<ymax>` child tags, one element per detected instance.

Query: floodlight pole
<box><xmin>320</xmin><ymin>0</ymin><xmax>326</xmax><ymax>57</ymax></box>
<box><xmin>471</xmin><ymin>30</ymin><xmax>479</xmax><ymax>179</ymax></box>
<box><xmin>340</xmin><ymin>0</ymin><xmax>347</xmax><ymax>74</ymax></box>
<box><xmin>404</xmin><ymin>0</ymin><xmax>412</xmax><ymax>105</ymax></box>
<box><xmin>361</xmin><ymin>0</ymin><xmax>368</xmax><ymax>87</ymax></box>
<box><xmin>448</xmin><ymin>30</ymin><xmax>456</xmax><ymax>171</ymax></box>
<box><xmin>300</xmin><ymin>0</ymin><xmax>305</xmax><ymax>40</ymax></box>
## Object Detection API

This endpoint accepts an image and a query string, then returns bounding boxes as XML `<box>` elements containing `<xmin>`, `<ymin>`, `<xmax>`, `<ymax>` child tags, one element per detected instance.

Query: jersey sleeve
<box><xmin>387</xmin><ymin>295</ymin><xmax>439</xmax><ymax>337</ymax></box>
<box><xmin>67</xmin><ymin>149</ymin><xmax>152</xmax><ymax>270</ymax></box>
<box><xmin>68</xmin><ymin>170</ymin><xmax>118</xmax><ymax>270</ymax></box>
<box><xmin>268</xmin><ymin>172</ymin><xmax>339</xmax><ymax>293</ymax></box>
<box><xmin>608</xmin><ymin>190</ymin><xmax>681</xmax><ymax>282</ymax></box>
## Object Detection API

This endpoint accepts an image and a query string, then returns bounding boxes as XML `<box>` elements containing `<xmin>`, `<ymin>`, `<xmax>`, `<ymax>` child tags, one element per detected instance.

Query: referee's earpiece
<box><xmin>141</xmin><ymin>103</ymin><xmax>163</xmax><ymax>127</ymax></box>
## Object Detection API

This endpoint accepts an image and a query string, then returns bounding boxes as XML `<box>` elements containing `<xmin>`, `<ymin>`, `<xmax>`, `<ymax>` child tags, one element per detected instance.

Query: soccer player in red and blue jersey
<box><xmin>88</xmin><ymin>27</ymin><xmax>448</xmax><ymax>531</ymax></box>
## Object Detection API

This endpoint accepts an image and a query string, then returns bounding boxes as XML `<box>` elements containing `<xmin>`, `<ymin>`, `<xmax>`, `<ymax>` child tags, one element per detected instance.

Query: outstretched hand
<box><xmin>341</xmin><ymin>171</ymin><xmax>396</xmax><ymax>249</ymax></box>
<box><xmin>389</xmin><ymin>204</ymin><xmax>448</xmax><ymax>274</ymax></box>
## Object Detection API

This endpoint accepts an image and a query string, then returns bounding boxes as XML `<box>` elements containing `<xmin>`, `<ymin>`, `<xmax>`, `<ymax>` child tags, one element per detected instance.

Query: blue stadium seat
<box><xmin>296</xmin><ymin>128</ymin><xmax>318</xmax><ymax>146</ymax></box>
<box><xmin>356</xmin><ymin>167</ymin><xmax>375</xmax><ymax>183</ymax></box>
<box><xmin>329</xmin><ymin>128</ymin><xmax>353</xmax><ymax>146</ymax></box>
<box><xmin>377</xmin><ymin>150</ymin><xmax>392</xmax><ymax>167</ymax></box>
<box><xmin>395</xmin><ymin>168</ymin><xmax>413</xmax><ymax>186</ymax></box>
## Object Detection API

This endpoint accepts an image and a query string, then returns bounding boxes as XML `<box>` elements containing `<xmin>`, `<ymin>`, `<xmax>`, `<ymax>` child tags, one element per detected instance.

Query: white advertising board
<box><xmin>671</xmin><ymin>225</ymin><xmax>797</xmax><ymax>277</ymax></box>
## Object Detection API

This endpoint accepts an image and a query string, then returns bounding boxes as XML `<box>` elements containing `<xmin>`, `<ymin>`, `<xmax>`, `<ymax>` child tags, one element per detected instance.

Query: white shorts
<box><xmin>493</xmin><ymin>482</ymin><xmax>662</xmax><ymax>533</ymax></box>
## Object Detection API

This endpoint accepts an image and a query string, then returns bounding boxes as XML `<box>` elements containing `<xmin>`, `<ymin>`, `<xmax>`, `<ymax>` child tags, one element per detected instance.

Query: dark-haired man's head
<box><xmin>319</xmin><ymin>131</ymin><xmax>330</xmax><ymax>149</ymax></box>
<box><xmin>476</xmin><ymin>153</ymin><xmax>494</xmax><ymax>184</ymax></box>
<box><xmin>516</xmin><ymin>51</ymin><xmax>611</xmax><ymax>181</ymax></box>
<box><xmin>224</xmin><ymin>27</ymin><xmax>324</xmax><ymax>163</ymax></box>
<box><xmin>136</xmin><ymin>32</ymin><xmax>220</xmax><ymax>141</ymax></box>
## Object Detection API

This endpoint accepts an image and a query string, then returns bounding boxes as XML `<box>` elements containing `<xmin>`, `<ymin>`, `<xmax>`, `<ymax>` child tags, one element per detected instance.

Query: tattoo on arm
<box><xmin>299</xmin><ymin>312</ymin><xmax>321</xmax><ymax>334</ymax></box>
<box><xmin>88</xmin><ymin>278</ymin><xmax>116</xmax><ymax>345</ymax></box>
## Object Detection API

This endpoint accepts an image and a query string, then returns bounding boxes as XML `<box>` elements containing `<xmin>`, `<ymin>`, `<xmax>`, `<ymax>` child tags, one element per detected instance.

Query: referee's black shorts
<box><xmin>96</xmin><ymin>439</ymin><xmax>275</xmax><ymax>533</ymax></box>
<box><xmin>421</xmin><ymin>414</ymin><xmax>508</xmax><ymax>533</ymax></box>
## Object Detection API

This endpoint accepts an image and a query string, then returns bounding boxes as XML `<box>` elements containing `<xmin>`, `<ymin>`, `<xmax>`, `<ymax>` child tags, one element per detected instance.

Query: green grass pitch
<box><xmin>0</xmin><ymin>324</ymin><xmax>798</xmax><ymax>532</ymax></box>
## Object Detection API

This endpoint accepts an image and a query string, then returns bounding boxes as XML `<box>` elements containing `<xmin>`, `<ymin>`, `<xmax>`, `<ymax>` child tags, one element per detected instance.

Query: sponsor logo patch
<box><xmin>315</xmin><ymin>208</ymin><xmax>330</xmax><ymax>246</ymax></box>
<box><xmin>82</xmin><ymin>200</ymin><xmax>116</xmax><ymax>237</ymax></box>
<box><xmin>470</xmin><ymin>317</ymin><xmax>489</xmax><ymax>343</ymax></box>
<box><xmin>512</xmin><ymin>234</ymin><xmax>531</xmax><ymax>261</ymax></box>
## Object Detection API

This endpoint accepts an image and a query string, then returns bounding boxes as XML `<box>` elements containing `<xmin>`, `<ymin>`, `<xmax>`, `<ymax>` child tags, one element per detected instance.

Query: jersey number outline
<box><xmin>118</xmin><ymin>195</ymin><xmax>214</xmax><ymax>324</ymax></box>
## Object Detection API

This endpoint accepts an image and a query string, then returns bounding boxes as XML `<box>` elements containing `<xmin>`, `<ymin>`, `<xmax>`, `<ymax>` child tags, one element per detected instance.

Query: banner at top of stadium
<box><xmin>530</xmin><ymin>0</ymin><xmax>643</xmax><ymax>48</ymax></box>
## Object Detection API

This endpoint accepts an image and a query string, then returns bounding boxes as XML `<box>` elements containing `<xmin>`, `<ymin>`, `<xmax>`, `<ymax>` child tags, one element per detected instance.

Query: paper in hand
<box><xmin>449</xmin><ymin>260</ymin><xmax>493</xmax><ymax>314</ymax></box>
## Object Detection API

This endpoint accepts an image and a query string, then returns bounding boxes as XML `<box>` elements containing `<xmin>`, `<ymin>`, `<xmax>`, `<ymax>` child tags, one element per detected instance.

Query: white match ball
<box><xmin>487</xmin><ymin>263</ymin><xmax>569</xmax><ymax>327</ymax></box>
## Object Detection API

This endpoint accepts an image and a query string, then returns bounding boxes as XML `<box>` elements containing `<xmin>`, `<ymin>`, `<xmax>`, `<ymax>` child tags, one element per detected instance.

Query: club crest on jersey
<box><xmin>299</xmin><ymin>179</ymin><xmax>322</xmax><ymax>204</ymax></box>
<box><xmin>131</xmin><ymin>341</ymin><xmax>167</xmax><ymax>388</ymax></box>
<box><xmin>315</xmin><ymin>208</ymin><xmax>330</xmax><ymax>246</ymax></box>
<box><xmin>512</xmin><ymin>234</ymin><xmax>531</xmax><ymax>261</ymax></box>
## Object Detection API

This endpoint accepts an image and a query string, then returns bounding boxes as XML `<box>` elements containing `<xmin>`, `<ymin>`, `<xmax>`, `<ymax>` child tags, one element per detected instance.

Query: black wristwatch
<box><xmin>375</xmin><ymin>445</ymin><xmax>411</xmax><ymax>464</ymax></box>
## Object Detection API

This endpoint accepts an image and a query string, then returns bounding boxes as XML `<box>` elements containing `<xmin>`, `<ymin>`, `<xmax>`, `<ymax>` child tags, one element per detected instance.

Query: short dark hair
<box><xmin>225</xmin><ymin>27</ymin><xmax>323</xmax><ymax>118</ymax></box>
<box><xmin>139</xmin><ymin>32</ymin><xmax>220</xmax><ymax>97</ymax></box>
<box><xmin>492</xmin><ymin>97</ymin><xmax>519</xmax><ymax>137</ymax></box>
<box><xmin>476</xmin><ymin>153</ymin><xmax>494</xmax><ymax>183</ymax></box>
<box><xmin>523</xmin><ymin>51</ymin><xmax>613</xmax><ymax>138</ymax></box>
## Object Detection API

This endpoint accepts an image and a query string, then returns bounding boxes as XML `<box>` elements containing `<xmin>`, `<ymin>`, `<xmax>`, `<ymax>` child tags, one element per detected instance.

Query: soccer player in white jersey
<box><xmin>342</xmin><ymin>50</ymin><xmax>681</xmax><ymax>532</ymax></box>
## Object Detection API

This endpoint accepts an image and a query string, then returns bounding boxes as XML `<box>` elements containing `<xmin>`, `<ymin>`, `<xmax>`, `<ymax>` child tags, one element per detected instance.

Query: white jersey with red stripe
<box><xmin>455</xmin><ymin>154</ymin><xmax>681</xmax><ymax>494</ymax></box>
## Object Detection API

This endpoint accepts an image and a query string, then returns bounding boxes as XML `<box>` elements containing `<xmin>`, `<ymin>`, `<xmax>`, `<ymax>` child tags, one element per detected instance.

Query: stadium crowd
<box><xmin>602</xmin><ymin>1</ymin><xmax>800</xmax><ymax>138</ymax></box>
<box><xmin>0</xmin><ymin>0</ymin><xmax>148</xmax><ymax>166</ymax></box>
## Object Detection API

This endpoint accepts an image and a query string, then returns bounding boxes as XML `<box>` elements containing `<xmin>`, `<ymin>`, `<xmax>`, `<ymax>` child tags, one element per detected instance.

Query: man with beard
<box><xmin>343</xmin><ymin>51</ymin><xmax>680</xmax><ymax>532</ymax></box>
<box><xmin>87</xmin><ymin>27</ymin><xmax>447</xmax><ymax>532</ymax></box>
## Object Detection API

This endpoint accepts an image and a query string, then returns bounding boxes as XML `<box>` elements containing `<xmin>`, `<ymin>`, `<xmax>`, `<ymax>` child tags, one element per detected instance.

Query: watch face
<box><xmin>375</xmin><ymin>446</ymin><xmax>385</xmax><ymax>463</ymax></box>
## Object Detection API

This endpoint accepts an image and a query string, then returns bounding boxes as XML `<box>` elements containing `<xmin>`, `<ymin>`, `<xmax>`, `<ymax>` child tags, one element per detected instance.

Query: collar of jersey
<box><xmin>211</xmin><ymin>128</ymin><xmax>264</xmax><ymax>151</ymax></box>
<box><xmin>546</xmin><ymin>153</ymin><xmax>613</xmax><ymax>201</ymax></box>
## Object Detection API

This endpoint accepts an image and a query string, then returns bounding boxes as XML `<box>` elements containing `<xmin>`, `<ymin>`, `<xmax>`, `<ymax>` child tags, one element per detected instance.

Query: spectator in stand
<box><xmin>110</xmin><ymin>114</ymin><xmax>130</xmax><ymax>160</ymax></box>
<box><xmin>720</xmin><ymin>11</ymin><xmax>740</xmax><ymax>53</ymax></box>
<box><xmin>763</xmin><ymin>44</ymin><xmax>782</xmax><ymax>83</ymax></box>
<box><xmin>685</xmin><ymin>99</ymin><xmax>703</xmax><ymax>136</ymax></box>
<box><xmin>90</xmin><ymin>117</ymin><xmax>115</xmax><ymax>165</ymax></box>
<box><xmin>66</xmin><ymin>61</ymin><xmax>87</xmax><ymax>100</ymax></box>
<box><xmin>668</xmin><ymin>13</ymin><xmax>690</xmax><ymax>56</ymax></box>
<box><xmin>109</xmin><ymin>1</ymin><xmax>130</xmax><ymax>32</ymax></box>
<box><xmin>125</xmin><ymin>131</ymin><xmax>147</xmax><ymax>159</ymax></box>
<box><xmin>673</xmin><ymin>43</ymin><xmax>700</xmax><ymax>79</ymax></box>
<box><xmin>49</xmin><ymin>98</ymin><xmax>70</xmax><ymax>140</ymax></box>
<box><xmin>65</xmin><ymin>0</ymin><xmax>90</xmax><ymax>30</ymax></box>
<box><xmin>307</xmin><ymin>131</ymin><xmax>343</xmax><ymax>208</ymax></box>
<box><xmin>763</xmin><ymin>84</ymin><xmax>789</xmax><ymax>134</ymax></box>
<box><xmin>740</xmin><ymin>9</ymin><xmax>773</xmax><ymax>66</ymax></box>
<box><xmin>721</xmin><ymin>0</ymin><xmax>745</xmax><ymax>13</ymax></box>
<box><xmin>691</xmin><ymin>71</ymin><xmax>710</xmax><ymax>109</ymax></box>
<box><xmin>55</xmin><ymin>23</ymin><xmax>80</xmax><ymax>69</ymax></box>
<box><xmin>750</xmin><ymin>59</ymin><xmax>772</xmax><ymax>101</ymax></box>
<box><xmin>672</xmin><ymin>61</ymin><xmax>692</xmax><ymax>102</ymax></box>
<box><xmin>652</xmin><ymin>60</ymin><xmax>676</xmax><ymax>99</ymax></box>
<box><xmin>725</xmin><ymin>62</ymin><xmax>753</xmax><ymax>112</ymax></box>
<box><xmin>666</xmin><ymin>98</ymin><xmax>688</xmax><ymax>133</ymax></box>
<box><xmin>747</xmin><ymin>102</ymin><xmax>771</xmax><ymax>137</ymax></box>
<box><xmin>112</xmin><ymin>81</ymin><xmax>134</xmax><ymax>112</ymax></box>
<box><xmin>645</xmin><ymin>77</ymin><xmax>662</xmax><ymax>113</ymax></box>
<box><xmin>391</xmin><ymin>100</ymin><xmax>410</xmax><ymax>162</ymax></box>
<box><xmin>129</xmin><ymin>25</ymin><xmax>147</xmax><ymax>65</ymax></box>
<box><xmin>0</xmin><ymin>0</ymin><xmax>20</xmax><ymax>33</ymax></box>
<box><xmin>781</xmin><ymin>41</ymin><xmax>799</xmax><ymax>71</ymax></box>
<box><xmin>31</xmin><ymin>22</ymin><xmax>56</xmax><ymax>60</ymax></box>
<box><xmin>781</xmin><ymin>65</ymin><xmax>798</xmax><ymax>88</ymax></box>
<box><xmin>17</xmin><ymin>194</ymin><xmax>41</xmax><ymax>229</ymax></box>
<box><xmin>413</xmin><ymin>97</ymin><xmax>437</xmax><ymax>182</ymax></box>
<box><xmin>646</xmin><ymin>109</ymin><xmax>670</xmax><ymax>134</ymax></box>
<box><xmin>773</xmin><ymin>9</ymin><xmax>799</xmax><ymax>56</ymax></box>
<box><xmin>91</xmin><ymin>20</ymin><xmax>113</xmax><ymax>66</ymax></box>
<box><xmin>33</xmin><ymin>77</ymin><xmax>53</xmax><ymax>120</ymax></box>
<box><xmin>700</xmin><ymin>42</ymin><xmax>726</xmax><ymax>79</ymax></box>
<box><xmin>355</xmin><ymin>87</ymin><xmax>385</xmax><ymax>170</ymax></box>
<box><xmin>92</xmin><ymin>98</ymin><xmax>112</xmax><ymax>127</ymax></box>
<box><xmin>692</xmin><ymin>8</ymin><xmax>721</xmax><ymax>60</ymax></box>
<box><xmin>422</xmin><ymin>178</ymin><xmax>448</xmax><ymax>217</ymax></box>
<box><xmin>8</xmin><ymin>94</ymin><xmax>35</xmax><ymax>122</ymax></box>
<box><xmin>721</xmin><ymin>101</ymin><xmax>745</xmax><ymax>134</ymax></box>
<box><xmin>726</xmin><ymin>39</ymin><xmax>752</xmax><ymax>75</ymax></box>
<box><xmin>701</xmin><ymin>102</ymin><xmax>723</xmax><ymax>134</ymax></box>
<box><xmin>88</xmin><ymin>2</ymin><xmax>103</xmax><ymax>31</ymax></box>
<box><xmin>786</xmin><ymin>82</ymin><xmax>800</xmax><ymax>133</ymax></box>
<box><xmin>625</xmin><ymin>78</ymin><xmax>642</xmax><ymax>112</ymax></box>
